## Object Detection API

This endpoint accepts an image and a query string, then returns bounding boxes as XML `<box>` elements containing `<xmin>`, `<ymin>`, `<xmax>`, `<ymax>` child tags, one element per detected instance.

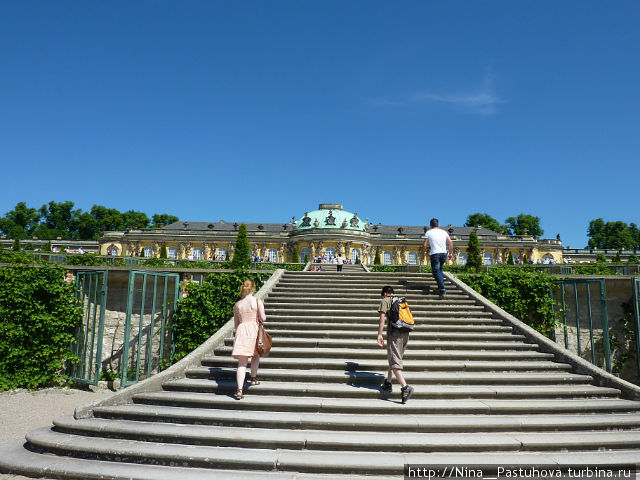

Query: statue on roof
<box><xmin>350</xmin><ymin>213</ymin><xmax>359</xmax><ymax>228</ymax></box>
<box><xmin>325</xmin><ymin>210</ymin><xmax>336</xmax><ymax>226</ymax></box>
<box><xmin>301</xmin><ymin>213</ymin><xmax>311</xmax><ymax>227</ymax></box>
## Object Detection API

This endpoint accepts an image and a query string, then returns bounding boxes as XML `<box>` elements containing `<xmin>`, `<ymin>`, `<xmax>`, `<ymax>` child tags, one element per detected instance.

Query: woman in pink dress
<box><xmin>231</xmin><ymin>279</ymin><xmax>266</xmax><ymax>399</ymax></box>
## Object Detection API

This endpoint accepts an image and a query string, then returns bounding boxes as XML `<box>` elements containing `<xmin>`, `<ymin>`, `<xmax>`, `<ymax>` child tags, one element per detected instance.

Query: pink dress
<box><xmin>231</xmin><ymin>295</ymin><xmax>266</xmax><ymax>358</ymax></box>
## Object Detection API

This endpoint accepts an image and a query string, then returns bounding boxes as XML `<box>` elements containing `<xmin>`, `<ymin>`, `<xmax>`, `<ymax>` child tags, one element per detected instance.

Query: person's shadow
<box><xmin>344</xmin><ymin>361</ymin><xmax>403</xmax><ymax>403</ymax></box>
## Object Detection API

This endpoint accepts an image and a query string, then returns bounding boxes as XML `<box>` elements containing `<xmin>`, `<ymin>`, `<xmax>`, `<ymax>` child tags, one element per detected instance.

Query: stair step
<box><xmin>265</xmin><ymin>322</ymin><xmax>511</xmax><ymax>333</ymax></box>
<box><xmin>162</xmin><ymin>379</ymin><xmax>620</xmax><ymax>400</ymax></box>
<box><xmin>254</xmin><ymin>330</ymin><xmax>524</xmax><ymax>341</ymax></box>
<box><xmin>184</xmin><ymin>367</ymin><xmax>593</xmax><ymax>385</ymax></box>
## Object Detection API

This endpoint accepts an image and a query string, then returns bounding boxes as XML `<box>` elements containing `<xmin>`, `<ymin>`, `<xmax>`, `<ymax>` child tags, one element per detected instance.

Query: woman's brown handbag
<box><xmin>256</xmin><ymin>323</ymin><xmax>272</xmax><ymax>356</ymax></box>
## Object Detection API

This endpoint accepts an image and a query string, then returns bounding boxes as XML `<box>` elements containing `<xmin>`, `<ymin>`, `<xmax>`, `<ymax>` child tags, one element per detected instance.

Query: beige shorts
<box><xmin>387</xmin><ymin>327</ymin><xmax>410</xmax><ymax>370</ymax></box>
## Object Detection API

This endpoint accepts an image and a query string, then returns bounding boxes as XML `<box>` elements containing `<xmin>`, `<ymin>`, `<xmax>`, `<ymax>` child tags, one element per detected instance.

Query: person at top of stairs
<box><xmin>336</xmin><ymin>253</ymin><xmax>344</xmax><ymax>272</ymax></box>
<box><xmin>231</xmin><ymin>278</ymin><xmax>266</xmax><ymax>400</ymax></box>
<box><xmin>421</xmin><ymin>217</ymin><xmax>454</xmax><ymax>297</ymax></box>
<box><xmin>377</xmin><ymin>285</ymin><xmax>415</xmax><ymax>404</ymax></box>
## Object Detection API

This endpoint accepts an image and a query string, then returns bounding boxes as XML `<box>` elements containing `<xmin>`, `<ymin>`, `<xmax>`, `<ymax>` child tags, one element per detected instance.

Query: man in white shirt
<box><xmin>421</xmin><ymin>218</ymin><xmax>453</xmax><ymax>297</ymax></box>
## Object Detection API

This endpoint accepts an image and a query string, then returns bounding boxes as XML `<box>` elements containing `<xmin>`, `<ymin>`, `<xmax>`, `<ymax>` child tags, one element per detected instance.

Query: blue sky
<box><xmin>1</xmin><ymin>1</ymin><xmax>638</xmax><ymax>249</ymax></box>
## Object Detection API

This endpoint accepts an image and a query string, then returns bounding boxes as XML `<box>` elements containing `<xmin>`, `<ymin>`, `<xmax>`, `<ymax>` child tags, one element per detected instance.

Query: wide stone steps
<box><xmin>93</xmin><ymin>404</ymin><xmax>640</xmax><ymax>432</ymax></box>
<box><xmin>49</xmin><ymin>416</ymin><xmax>640</xmax><ymax>452</ymax></box>
<box><xmin>4</xmin><ymin>269</ymin><xmax>640</xmax><ymax>479</ymax></box>
<box><xmin>161</xmin><ymin>379</ymin><xmax>618</xmax><ymax>400</ymax></box>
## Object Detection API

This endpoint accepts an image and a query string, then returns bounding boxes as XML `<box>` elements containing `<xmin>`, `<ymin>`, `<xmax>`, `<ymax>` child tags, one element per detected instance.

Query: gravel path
<box><xmin>0</xmin><ymin>387</ymin><xmax>115</xmax><ymax>480</ymax></box>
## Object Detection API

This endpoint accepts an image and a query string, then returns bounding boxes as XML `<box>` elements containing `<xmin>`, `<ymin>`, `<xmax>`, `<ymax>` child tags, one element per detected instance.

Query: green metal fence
<box><xmin>121</xmin><ymin>271</ymin><xmax>180</xmax><ymax>387</ymax></box>
<box><xmin>553</xmin><ymin>278</ymin><xmax>611</xmax><ymax>373</ymax></box>
<box><xmin>69</xmin><ymin>270</ymin><xmax>108</xmax><ymax>385</ymax></box>
<box><xmin>633</xmin><ymin>278</ymin><xmax>640</xmax><ymax>377</ymax></box>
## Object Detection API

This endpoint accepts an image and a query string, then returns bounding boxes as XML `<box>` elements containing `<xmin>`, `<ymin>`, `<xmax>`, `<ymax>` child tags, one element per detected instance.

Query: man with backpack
<box><xmin>377</xmin><ymin>286</ymin><xmax>415</xmax><ymax>403</ymax></box>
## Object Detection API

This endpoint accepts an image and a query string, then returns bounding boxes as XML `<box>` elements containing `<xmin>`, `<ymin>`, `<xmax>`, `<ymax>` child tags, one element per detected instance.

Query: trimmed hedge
<box><xmin>0</xmin><ymin>265</ymin><xmax>82</xmax><ymax>390</ymax></box>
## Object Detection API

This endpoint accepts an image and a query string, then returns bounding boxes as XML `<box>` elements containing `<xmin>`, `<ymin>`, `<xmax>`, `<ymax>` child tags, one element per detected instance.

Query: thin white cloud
<box><xmin>375</xmin><ymin>70</ymin><xmax>503</xmax><ymax>115</ymax></box>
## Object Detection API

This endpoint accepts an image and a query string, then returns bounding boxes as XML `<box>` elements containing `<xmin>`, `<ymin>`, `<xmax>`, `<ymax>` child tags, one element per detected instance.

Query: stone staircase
<box><xmin>2</xmin><ymin>270</ymin><xmax>640</xmax><ymax>479</ymax></box>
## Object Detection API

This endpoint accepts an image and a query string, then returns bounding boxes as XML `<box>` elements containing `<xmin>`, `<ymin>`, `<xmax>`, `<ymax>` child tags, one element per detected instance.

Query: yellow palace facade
<box><xmin>98</xmin><ymin>203</ymin><xmax>564</xmax><ymax>265</ymax></box>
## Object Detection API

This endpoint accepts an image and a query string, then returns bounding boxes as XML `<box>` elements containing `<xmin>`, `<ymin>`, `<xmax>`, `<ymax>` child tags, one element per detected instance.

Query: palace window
<box><xmin>192</xmin><ymin>247</ymin><xmax>203</xmax><ymax>260</ymax></box>
<box><xmin>217</xmin><ymin>247</ymin><xmax>227</xmax><ymax>261</ymax></box>
<box><xmin>457</xmin><ymin>252</ymin><xmax>468</xmax><ymax>265</ymax></box>
<box><xmin>407</xmin><ymin>250</ymin><xmax>418</xmax><ymax>265</ymax></box>
<box><xmin>351</xmin><ymin>248</ymin><xmax>361</xmax><ymax>263</ymax></box>
<box><xmin>143</xmin><ymin>246</ymin><xmax>153</xmax><ymax>258</ymax></box>
<box><xmin>483</xmin><ymin>252</ymin><xmax>494</xmax><ymax>265</ymax></box>
<box><xmin>267</xmin><ymin>248</ymin><xmax>278</xmax><ymax>262</ymax></box>
<box><xmin>106</xmin><ymin>245</ymin><xmax>119</xmax><ymax>256</ymax></box>
<box><xmin>300</xmin><ymin>247</ymin><xmax>310</xmax><ymax>262</ymax></box>
<box><xmin>167</xmin><ymin>247</ymin><xmax>178</xmax><ymax>259</ymax></box>
<box><xmin>383</xmin><ymin>250</ymin><xmax>393</xmax><ymax>265</ymax></box>
<box><xmin>325</xmin><ymin>247</ymin><xmax>336</xmax><ymax>258</ymax></box>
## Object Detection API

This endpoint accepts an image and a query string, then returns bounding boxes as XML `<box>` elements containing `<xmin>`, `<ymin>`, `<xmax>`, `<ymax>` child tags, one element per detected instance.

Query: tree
<box><xmin>595</xmin><ymin>253</ymin><xmax>607</xmax><ymax>264</ymax></box>
<box><xmin>291</xmin><ymin>247</ymin><xmax>299</xmax><ymax>263</ymax></box>
<box><xmin>374</xmin><ymin>248</ymin><xmax>381</xmax><ymax>265</ymax></box>
<box><xmin>121</xmin><ymin>210</ymin><xmax>150</xmax><ymax>230</ymax></box>
<box><xmin>73</xmin><ymin>212</ymin><xmax>99</xmax><ymax>240</ymax></box>
<box><xmin>160</xmin><ymin>245</ymin><xmax>168</xmax><ymax>259</ymax></box>
<box><xmin>506</xmin><ymin>250</ymin><xmax>515</xmax><ymax>265</ymax></box>
<box><xmin>612</xmin><ymin>251</ymin><xmax>622</xmax><ymax>263</ymax></box>
<box><xmin>628</xmin><ymin>253</ymin><xmax>639</xmax><ymax>264</ymax></box>
<box><xmin>230</xmin><ymin>224</ymin><xmax>251</xmax><ymax>269</ymax></box>
<box><xmin>588</xmin><ymin>219</ymin><xmax>635</xmax><ymax>250</ymax></box>
<box><xmin>0</xmin><ymin>202</ymin><xmax>41</xmax><ymax>238</ymax></box>
<box><xmin>152</xmin><ymin>214</ymin><xmax>179</xmax><ymax>227</ymax></box>
<box><xmin>630</xmin><ymin>223</ymin><xmax>640</xmax><ymax>249</ymax></box>
<box><xmin>41</xmin><ymin>241</ymin><xmax>52</xmax><ymax>253</ymax></box>
<box><xmin>504</xmin><ymin>214</ymin><xmax>543</xmax><ymax>237</ymax></box>
<box><xmin>466</xmin><ymin>231</ymin><xmax>482</xmax><ymax>270</ymax></box>
<box><xmin>12</xmin><ymin>238</ymin><xmax>21</xmax><ymax>251</ymax></box>
<box><xmin>465</xmin><ymin>213</ymin><xmax>503</xmax><ymax>234</ymax></box>
<box><xmin>90</xmin><ymin>205</ymin><xmax>125</xmax><ymax>232</ymax></box>
<box><xmin>38</xmin><ymin>201</ymin><xmax>78</xmax><ymax>239</ymax></box>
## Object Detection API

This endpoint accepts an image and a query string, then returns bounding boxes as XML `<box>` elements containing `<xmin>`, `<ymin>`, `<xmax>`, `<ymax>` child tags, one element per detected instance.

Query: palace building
<box><xmin>98</xmin><ymin>203</ymin><xmax>564</xmax><ymax>265</ymax></box>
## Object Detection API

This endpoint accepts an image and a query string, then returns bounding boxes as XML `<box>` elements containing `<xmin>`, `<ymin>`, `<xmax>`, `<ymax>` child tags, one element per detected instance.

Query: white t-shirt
<box><xmin>336</xmin><ymin>256</ymin><xmax>344</xmax><ymax>265</ymax></box>
<box><xmin>424</xmin><ymin>228</ymin><xmax>450</xmax><ymax>255</ymax></box>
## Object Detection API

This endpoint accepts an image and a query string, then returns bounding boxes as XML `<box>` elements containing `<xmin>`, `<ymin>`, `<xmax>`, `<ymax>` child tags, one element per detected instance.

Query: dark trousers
<box><xmin>430</xmin><ymin>253</ymin><xmax>447</xmax><ymax>294</ymax></box>
<box><xmin>337</xmin><ymin>264</ymin><xmax>343</xmax><ymax>272</ymax></box>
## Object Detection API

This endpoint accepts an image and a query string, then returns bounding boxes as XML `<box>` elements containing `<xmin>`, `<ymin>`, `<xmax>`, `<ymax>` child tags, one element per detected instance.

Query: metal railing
<box><xmin>121</xmin><ymin>271</ymin><xmax>180</xmax><ymax>387</ymax></box>
<box><xmin>633</xmin><ymin>278</ymin><xmax>640</xmax><ymax>377</ymax></box>
<box><xmin>69</xmin><ymin>270</ymin><xmax>108</xmax><ymax>385</ymax></box>
<box><xmin>553</xmin><ymin>278</ymin><xmax>611</xmax><ymax>373</ymax></box>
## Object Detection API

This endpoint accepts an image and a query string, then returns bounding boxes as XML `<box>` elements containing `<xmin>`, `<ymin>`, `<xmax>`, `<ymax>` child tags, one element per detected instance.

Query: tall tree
<box><xmin>73</xmin><ymin>212</ymin><xmax>99</xmax><ymax>240</ymax></box>
<box><xmin>121</xmin><ymin>210</ymin><xmax>150</xmax><ymax>230</ymax></box>
<box><xmin>466</xmin><ymin>231</ymin><xmax>483</xmax><ymax>270</ymax></box>
<box><xmin>37</xmin><ymin>201</ymin><xmax>78</xmax><ymax>239</ymax></box>
<box><xmin>588</xmin><ymin>219</ymin><xmax>635</xmax><ymax>249</ymax></box>
<box><xmin>90</xmin><ymin>205</ymin><xmax>125</xmax><ymax>232</ymax></box>
<box><xmin>504</xmin><ymin>214</ymin><xmax>543</xmax><ymax>237</ymax></box>
<box><xmin>152</xmin><ymin>214</ymin><xmax>179</xmax><ymax>227</ymax></box>
<box><xmin>230</xmin><ymin>224</ymin><xmax>251</xmax><ymax>269</ymax></box>
<box><xmin>464</xmin><ymin>213</ymin><xmax>503</xmax><ymax>233</ymax></box>
<box><xmin>0</xmin><ymin>202</ymin><xmax>41</xmax><ymax>238</ymax></box>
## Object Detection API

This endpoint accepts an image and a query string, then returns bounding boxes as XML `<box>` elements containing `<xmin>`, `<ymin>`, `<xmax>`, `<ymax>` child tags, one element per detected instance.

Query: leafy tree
<box><xmin>0</xmin><ymin>202</ymin><xmax>41</xmax><ymax>238</ymax></box>
<box><xmin>504</xmin><ymin>214</ymin><xmax>543</xmax><ymax>237</ymax></box>
<box><xmin>628</xmin><ymin>253</ymin><xmax>639</xmax><ymax>264</ymax></box>
<box><xmin>90</xmin><ymin>205</ymin><xmax>125</xmax><ymax>232</ymax></box>
<box><xmin>595</xmin><ymin>253</ymin><xmax>607</xmax><ymax>264</ymax></box>
<box><xmin>291</xmin><ymin>247</ymin><xmax>299</xmax><ymax>263</ymax></box>
<box><xmin>24</xmin><ymin>242</ymin><xmax>35</xmax><ymax>251</ymax></box>
<box><xmin>588</xmin><ymin>219</ymin><xmax>635</xmax><ymax>250</ymax></box>
<box><xmin>374</xmin><ymin>248</ymin><xmax>381</xmax><ymax>265</ymax></box>
<box><xmin>466</xmin><ymin>231</ymin><xmax>483</xmax><ymax>270</ymax></box>
<box><xmin>465</xmin><ymin>213</ymin><xmax>503</xmax><ymax>234</ymax></box>
<box><xmin>38</xmin><ymin>201</ymin><xmax>77</xmax><ymax>239</ymax></box>
<box><xmin>152</xmin><ymin>214</ymin><xmax>179</xmax><ymax>227</ymax></box>
<box><xmin>630</xmin><ymin>223</ymin><xmax>640</xmax><ymax>249</ymax></box>
<box><xmin>230</xmin><ymin>224</ymin><xmax>251</xmax><ymax>269</ymax></box>
<box><xmin>73</xmin><ymin>212</ymin><xmax>99</xmax><ymax>240</ymax></box>
<box><xmin>121</xmin><ymin>210</ymin><xmax>150</xmax><ymax>230</ymax></box>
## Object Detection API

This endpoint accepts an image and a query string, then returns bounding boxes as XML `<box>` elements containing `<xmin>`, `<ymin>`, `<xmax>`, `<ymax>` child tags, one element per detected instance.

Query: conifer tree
<box><xmin>12</xmin><ymin>238</ymin><xmax>20</xmax><ymax>251</ymax></box>
<box><xmin>42</xmin><ymin>241</ymin><xmax>52</xmax><ymax>253</ymax></box>
<box><xmin>291</xmin><ymin>247</ymin><xmax>299</xmax><ymax>263</ymax></box>
<box><xmin>231</xmin><ymin>223</ymin><xmax>251</xmax><ymax>269</ymax></box>
<box><xmin>374</xmin><ymin>248</ymin><xmax>381</xmax><ymax>265</ymax></box>
<box><xmin>506</xmin><ymin>251</ymin><xmax>515</xmax><ymax>265</ymax></box>
<box><xmin>466</xmin><ymin>231</ymin><xmax>482</xmax><ymax>271</ymax></box>
<box><xmin>160</xmin><ymin>245</ymin><xmax>167</xmax><ymax>259</ymax></box>
<box><xmin>628</xmin><ymin>253</ymin><xmax>639</xmax><ymax>264</ymax></box>
<box><xmin>612</xmin><ymin>251</ymin><xmax>622</xmax><ymax>264</ymax></box>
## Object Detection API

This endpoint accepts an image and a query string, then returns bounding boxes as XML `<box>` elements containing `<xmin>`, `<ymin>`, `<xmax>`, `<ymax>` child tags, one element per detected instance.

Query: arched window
<box><xmin>383</xmin><ymin>250</ymin><xmax>393</xmax><ymax>265</ymax></box>
<box><xmin>107</xmin><ymin>245</ymin><xmax>119</xmax><ymax>256</ymax></box>
<box><xmin>143</xmin><ymin>246</ymin><xmax>153</xmax><ymax>258</ymax></box>
<box><xmin>217</xmin><ymin>247</ymin><xmax>227</xmax><ymax>261</ymax></box>
<box><xmin>351</xmin><ymin>248</ymin><xmax>361</xmax><ymax>263</ymax></box>
<box><xmin>167</xmin><ymin>246</ymin><xmax>178</xmax><ymax>259</ymax></box>
<box><xmin>325</xmin><ymin>246</ymin><xmax>336</xmax><ymax>259</ymax></box>
<box><xmin>457</xmin><ymin>252</ymin><xmax>468</xmax><ymax>265</ymax></box>
<box><xmin>192</xmin><ymin>247</ymin><xmax>203</xmax><ymax>260</ymax></box>
<box><xmin>267</xmin><ymin>248</ymin><xmax>278</xmax><ymax>262</ymax></box>
<box><xmin>543</xmin><ymin>254</ymin><xmax>554</xmax><ymax>264</ymax></box>
<box><xmin>300</xmin><ymin>247</ymin><xmax>310</xmax><ymax>262</ymax></box>
<box><xmin>407</xmin><ymin>250</ymin><xmax>418</xmax><ymax>265</ymax></box>
<box><xmin>483</xmin><ymin>252</ymin><xmax>494</xmax><ymax>265</ymax></box>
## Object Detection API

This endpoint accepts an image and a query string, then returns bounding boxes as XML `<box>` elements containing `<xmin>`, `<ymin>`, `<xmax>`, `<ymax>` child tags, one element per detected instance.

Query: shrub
<box><xmin>41</xmin><ymin>241</ymin><xmax>52</xmax><ymax>253</ymax></box>
<box><xmin>466</xmin><ymin>231</ymin><xmax>483</xmax><ymax>271</ymax></box>
<box><xmin>160</xmin><ymin>245</ymin><xmax>168</xmax><ymax>259</ymax></box>
<box><xmin>291</xmin><ymin>247</ymin><xmax>299</xmax><ymax>263</ymax></box>
<box><xmin>12</xmin><ymin>238</ymin><xmax>21</xmax><ymax>251</ymax></box>
<box><xmin>596</xmin><ymin>253</ymin><xmax>607</xmax><ymax>264</ymax></box>
<box><xmin>506</xmin><ymin>251</ymin><xmax>515</xmax><ymax>265</ymax></box>
<box><xmin>0</xmin><ymin>250</ymin><xmax>36</xmax><ymax>265</ymax></box>
<box><xmin>66</xmin><ymin>253</ymin><xmax>103</xmax><ymax>266</ymax></box>
<box><xmin>142</xmin><ymin>257</ymin><xmax>171</xmax><ymax>268</ymax></box>
<box><xmin>374</xmin><ymin>248</ymin><xmax>381</xmax><ymax>265</ymax></box>
<box><xmin>628</xmin><ymin>254</ymin><xmax>639</xmax><ymax>264</ymax></box>
<box><xmin>459</xmin><ymin>268</ymin><xmax>557</xmax><ymax>338</ymax></box>
<box><xmin>230</xmin><ymin>224</ymin><xmax>251</xmax><ymax>269</ymax></box>
<box><xmin>0</xmin><ymin>264</ymin><xmax>82</xmax><ymax>390</ymax></box>
<box><xmin>172</xmin><ymin>269</ymin><xmax>270</xmax><ymax>361</ymax></box>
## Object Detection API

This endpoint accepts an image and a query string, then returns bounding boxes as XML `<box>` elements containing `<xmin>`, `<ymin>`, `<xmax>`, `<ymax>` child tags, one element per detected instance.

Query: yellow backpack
<box><xmin>389</xmin><ymin>296</ymin><xmax>415</xmax><ymax>331</ymax></box>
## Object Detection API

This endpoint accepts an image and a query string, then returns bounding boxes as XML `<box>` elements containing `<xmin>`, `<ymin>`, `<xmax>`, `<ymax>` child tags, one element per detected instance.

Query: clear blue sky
<box><xmin>1</xmin><ymin>1</ymin><xmax>638</xmax><ymax>249</ymax></box>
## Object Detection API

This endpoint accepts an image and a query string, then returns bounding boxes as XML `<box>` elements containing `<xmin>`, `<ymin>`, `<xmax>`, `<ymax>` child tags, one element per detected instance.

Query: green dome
<box><xmin>296</xmin><ymin>204</ymin><xmax>366</xmax><ymax>232</ymax></box>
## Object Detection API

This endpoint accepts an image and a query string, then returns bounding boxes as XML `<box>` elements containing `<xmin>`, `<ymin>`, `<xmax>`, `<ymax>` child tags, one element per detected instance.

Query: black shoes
<box><xmin>381</xmin><ymin>379</ymin><xmax>393</xmax><ymax>393</ymax></box>
<box><xmin>401</xmin><ymin>385</ymin><xmax>414</xmax><ymax>404</ymax></box>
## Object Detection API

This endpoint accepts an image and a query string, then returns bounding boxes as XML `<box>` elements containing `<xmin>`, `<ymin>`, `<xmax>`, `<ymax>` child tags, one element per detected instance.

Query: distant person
<box><xmin>377</xmin><ymin>286</ymin><xmax>414</xmax><ymax>403</ymax></box>
<box><xmin>421</xmin><ymin>218</ymin><xmax>453</xmax><ymax>298</ymax></box>
<box><xmin>231</xmin><ymin>279</ymin><xmax>266</xmax><ymax>400</ymax></box>
<box><xmin>336</xmin><ymin>253</ymin><xmax>344</xmax><ymax>272</ymax></box>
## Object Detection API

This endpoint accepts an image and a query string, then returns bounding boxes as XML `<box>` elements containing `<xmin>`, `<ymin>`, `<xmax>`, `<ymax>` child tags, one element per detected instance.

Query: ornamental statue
<box><xmin>350</xmin><ymin>214</ymin><xmax>359</xmax><ymax>228</ymax></box>
<box><xmin>325</xmin><ymin>210</ymin><xmax>336</xmax><ymax>226</ymax></box>
<box><xmin>301</xmin><ymin>213</ymin><xmax>311</xmax><ymax>227</ymax></box>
